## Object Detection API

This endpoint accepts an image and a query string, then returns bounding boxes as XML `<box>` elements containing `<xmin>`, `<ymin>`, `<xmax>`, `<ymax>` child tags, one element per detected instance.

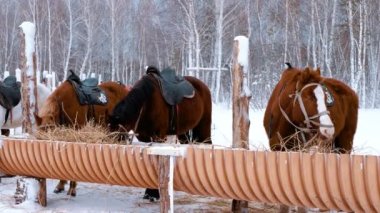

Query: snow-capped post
<box><xmin>231</xmin><ymin>36</ymin><xmax>251</xmax><ymax>212</ymax></box>
<box><xmin>19</xmin><ymin>21</ymin><xmax>47</xmax><ymax>207</ymax></box>
<box><xmin>19</xmin><ymin>21</ymin><xmax>37</xmax><ymax>134</ymax></box>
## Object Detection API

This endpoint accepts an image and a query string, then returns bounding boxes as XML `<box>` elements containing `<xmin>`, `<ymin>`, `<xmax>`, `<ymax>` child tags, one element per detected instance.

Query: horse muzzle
<box><xmin>319</xmin><ymin>126</ymin><xmax>335</xmax><ymax>140</ymax></box>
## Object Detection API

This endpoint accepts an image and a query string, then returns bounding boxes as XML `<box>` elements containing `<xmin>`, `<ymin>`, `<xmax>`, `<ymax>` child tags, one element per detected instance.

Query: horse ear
<box><xmin>316</xmin><ymin>67</ymin><xmax>321</xmax><ymax>75</ymax></box>
<box><xmin>300</xmin><ymin>67</ymin><xmax>311</xmax><ymax>83</ymax></box>
<box><xmin>34</xmin><ymin>112</ymin><xmax>42</xmax><ymax>126</ymax></box>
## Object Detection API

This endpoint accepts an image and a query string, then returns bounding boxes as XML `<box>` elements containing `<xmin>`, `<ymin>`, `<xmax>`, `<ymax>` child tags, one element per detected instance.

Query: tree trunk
<box><xmin>231</xmin><ymin>36</ymin><xmax>251</xmax><ymax>212</ymax></box>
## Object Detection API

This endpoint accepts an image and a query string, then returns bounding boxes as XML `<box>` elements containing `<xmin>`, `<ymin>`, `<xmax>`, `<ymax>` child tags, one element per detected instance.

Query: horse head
<box><xmin>108</xmin><ymin>74</ymin><xmax>156</xmax><ymax>135</ymax></box>
<box><xmin>292</xmin><ymin>67</ymin><xmax>335</xmax><ymax>141</ymax></box>
<box><xmin>35</xmin><ymin>95</ymin><xmax>61</xmax><ymax>130</ymax></box>
<box><xmin>268</xmin><ymin>65</ymin><xmax>337</xmax><ymax>150</ymax></box>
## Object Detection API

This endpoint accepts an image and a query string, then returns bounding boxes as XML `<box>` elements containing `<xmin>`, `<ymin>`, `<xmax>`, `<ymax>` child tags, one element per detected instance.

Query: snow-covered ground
<box><xmin>0</xmin><ymin>105</ymin><xmax>379</xmax><ymax>212</ymax></box>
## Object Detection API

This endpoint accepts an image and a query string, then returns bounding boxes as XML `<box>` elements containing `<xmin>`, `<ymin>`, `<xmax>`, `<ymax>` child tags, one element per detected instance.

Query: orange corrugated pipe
<box><xmin>0</xmin><ymin>138</ymin><xmax>379</xmax><ymax>212</ymax></box>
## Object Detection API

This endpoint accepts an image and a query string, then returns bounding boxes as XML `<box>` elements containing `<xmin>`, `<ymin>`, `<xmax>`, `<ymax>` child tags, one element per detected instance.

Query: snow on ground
<box><xmin>0</xmin><ymin>105</ymin><xmax>379</xmax><ymax>212</ymax></box>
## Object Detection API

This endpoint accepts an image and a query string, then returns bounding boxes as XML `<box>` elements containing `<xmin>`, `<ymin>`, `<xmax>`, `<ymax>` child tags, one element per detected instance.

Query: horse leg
<box><xmin>1</xmin><ymin>129</ymin><xmax>10</xmax><ymax>136</ymax></box>
<box><xmin>334</xmin><ymin>120</ymin><xmax>357</xmax><ymax>154</ymax></box>
<box><xmin>191</xmin><ymin>115</ymin><xmax>212</xmax><ymax>144</ymax></box>
<box><xmin>334</xmin><ymin>131</ymin><xmax>355</xmax><ymax>154</ymax></box>
<box><xmin>178</xmin><ymin>131</ymin><xmax>191</xmax><ymax>144</ymax></box>
<box><xmin>67</xmin><ymin>181</ymin><xmax>77</xmax><ymax>196</ymax></box>
<box><xmin>54</xmin><ymin>180</ymin><xmax>67</xmax><ymax>193</ymax></box>
<box><xmin>143</xmin><ymin>188</ymin><xmax>160</xmax><ymax>202</ymax></box>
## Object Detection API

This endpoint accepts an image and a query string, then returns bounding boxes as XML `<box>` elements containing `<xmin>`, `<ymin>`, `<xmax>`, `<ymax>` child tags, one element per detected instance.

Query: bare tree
<box><xmin>63</xmin><ymin>0</ymin><xmax>73</xmax><ymax>79</ymax></box>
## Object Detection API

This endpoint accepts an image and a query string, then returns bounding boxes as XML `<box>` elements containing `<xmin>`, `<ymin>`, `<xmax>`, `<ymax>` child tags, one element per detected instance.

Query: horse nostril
<box><xmin>320</xmin><ymin>127</ymin><xmax>334</xmax><ymax>140</ymax></box>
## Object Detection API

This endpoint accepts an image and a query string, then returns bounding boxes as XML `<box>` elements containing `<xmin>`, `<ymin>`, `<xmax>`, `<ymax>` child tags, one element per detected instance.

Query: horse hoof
<box><xmin>149</xmin><ymin>197</ymin><xmax>158</xmax><ymax>202</ymax></box>
<box><xmin>143</xmin><ymin>194</ymin><xmax>159</xmax><ymax>202</ymax></box>
<box><xmin>143</xmin><ymin>195</ymin><xmax>158</xmax><ymax>202</ymax></box>
<box><xmin>54</xmin><ymin>188</ymin><xmax>64</xmax><ymax>194</ymax></box>
<box><xmin>67</xmin><ymin>190</ymin><xmax>76</xmax><ymax>197</ymax></box>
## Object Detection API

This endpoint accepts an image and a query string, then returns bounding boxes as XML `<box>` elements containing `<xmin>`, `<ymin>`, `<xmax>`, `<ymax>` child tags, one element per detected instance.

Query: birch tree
<box><xmin>79</xmin><ymin>0</ymin><xmax>94</xmax><ymax>77</ymax></box>
<box><xmin>63</xmin><ymin>0</ymin><xmax>73</xmax><ymax>79</ymax></box>
<box><xmin>177</xmin><ymin>0</ymin><xmax>201</xmax><ymax>78</ymax></box>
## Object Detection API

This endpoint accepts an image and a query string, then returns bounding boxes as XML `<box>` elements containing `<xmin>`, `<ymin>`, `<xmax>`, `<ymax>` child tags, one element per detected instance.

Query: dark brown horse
<box><xmin>109</xmin><ymin>66</ymin><xmax>212</xmax><ymax>143</ymax></box>
<box><xmin>35</xmin><ymin>72</ymin><xmax>130</xmax><ymax>197</ymax></box>
<box><xmin>264</xmin><ymin>63</ymin><xmax>359</xmax><ymax>153</ymax></box>
<box><xmin>263</xmin><ymin>63</ymin><xmax>359</xmax><ymax>212</ymax></box>
<box><xmin>108</xmin><ymin>66</ymin><xmax>212</xmax><ymax>200</ymax></box>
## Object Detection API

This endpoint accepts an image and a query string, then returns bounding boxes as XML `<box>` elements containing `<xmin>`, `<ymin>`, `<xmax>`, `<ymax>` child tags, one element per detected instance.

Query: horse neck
<box><xmin>118</xmin><ymin>76</ymin><xmax>155</xmax><ymax>122</ymax></box>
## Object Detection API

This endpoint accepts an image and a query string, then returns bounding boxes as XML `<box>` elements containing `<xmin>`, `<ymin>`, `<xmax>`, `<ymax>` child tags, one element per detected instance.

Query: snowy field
<box><xmin>0</xmin><ymin>105</ymin><xmax>379</xmax><ymax>212</ymax></box>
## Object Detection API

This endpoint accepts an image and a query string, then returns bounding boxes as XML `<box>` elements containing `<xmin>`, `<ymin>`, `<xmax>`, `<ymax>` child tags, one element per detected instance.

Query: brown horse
<box><xmin>264</xmin><ymin>63</ymin><xmax>359</xmax><ymax>153</ymax></box>
<box><xmin>35</xmin><ymin>72</ymin><xmax>130</xmax><ymax>197</ymax></box>
<box><xmin>108</xmin><ymin>66</ymin><xmax>212</xmax><ymax>200</ymax></box>
<box><xmin>263</xmin><ymin>63</ymin><xmax>359</xmax><ymax>212</ymax></box>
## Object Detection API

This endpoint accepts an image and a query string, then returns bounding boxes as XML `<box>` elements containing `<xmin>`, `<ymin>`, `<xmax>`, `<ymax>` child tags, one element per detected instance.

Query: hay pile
<box><xmin>34</xmin><ymin>122</ymin><xmax>124</xmax><ymax>144</ymax></box>
<box><xmin>275</xmin><ymin>130</ymin><xmax>336</xmax><ymax>153</ymax></box>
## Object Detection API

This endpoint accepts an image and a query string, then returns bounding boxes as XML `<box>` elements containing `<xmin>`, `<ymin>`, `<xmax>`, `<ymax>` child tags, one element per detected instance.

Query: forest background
<box><xmin>0</xmin><ymin>0</ymin><xmax>378</xmax><ymax>108</ymax></box>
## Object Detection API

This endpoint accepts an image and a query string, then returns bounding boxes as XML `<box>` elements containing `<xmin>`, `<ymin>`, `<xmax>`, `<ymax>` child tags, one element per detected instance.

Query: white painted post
<box><xmin>52</xmin><ymin>71</ymin><xmax>56</xmax><ymax>89</ymax></box>
<box><xmin>36</xmin><ymin>70</ymin><xmax>41</xmax><ymax>84</ymax></box>
<box><xmin>146</xmin><ymin>136</ymin><xmax>186</xmax><ymax>213</ymax></box>
<box><xmin>3</xmin><ymin>71</ymin><xmax>10</xmax><ymax>79</ymax></box>
<box><xmin>15</xmin><ymin>68</ymin><xmax>21</xmax><ymax>81</ymax></box>
<box><xmin>42</xmin><ymin>70</ymin><xmax>48</xmax><ymax>79</ymax></box>
<box><xmin>80</xmin><ymin>73</ymin><xmax>86</xmax><ymax>80</ymax></box>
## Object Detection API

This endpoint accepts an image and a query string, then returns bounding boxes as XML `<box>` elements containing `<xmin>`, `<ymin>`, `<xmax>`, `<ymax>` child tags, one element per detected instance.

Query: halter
<box><xmin>278</xmin><ymin>81</ymin><xmax>334</xmax><ymax>143</ymax></box>
<box><xmin>125</xmin><ymin>107</ymin><xmax>143</xmax><ymax>144</ymax></box>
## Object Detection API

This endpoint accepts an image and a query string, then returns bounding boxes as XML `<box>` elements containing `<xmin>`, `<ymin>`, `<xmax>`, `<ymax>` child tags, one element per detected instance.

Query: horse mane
<box><xmin>112</xmin><ymin>75</ymin><xmax>156</xmax><ymax>122</ymax></box>
<box><xmin>299</xmin><ymin>67</ymin><xmax>322</xmax><ymax>85</ymax></box>
<box><xmin>67</xmin><ymin>70</ymin><xmax>81</xmax><ymax>84</ymax></box>
<box><xmin>146</xmin><ymin>66</ymin><xmax>160</xmax><ymax>75</ymax></box>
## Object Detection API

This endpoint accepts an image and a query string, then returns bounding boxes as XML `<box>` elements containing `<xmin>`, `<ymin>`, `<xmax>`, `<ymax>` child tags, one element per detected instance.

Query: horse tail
<box><xmin>4</xmin><ymin>109</ymin><xmax>10</xmax><ymax>125</ymax></box>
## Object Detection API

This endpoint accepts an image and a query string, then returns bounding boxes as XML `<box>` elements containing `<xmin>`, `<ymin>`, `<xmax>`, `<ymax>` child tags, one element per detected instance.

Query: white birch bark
<box><xmin>80</xmin><ymin>0</ymin><xmax>93</xmax><ymax>77</ymax></box>
<box><xmin>326</xmin><ymin>0</ymin><xmax>337</xmax><ymax>77</ymax></box>
<box><xmin>284</xmin><ymin>0</ymin><xmax>289</xmax><ymax>64</ymax></box>
<box><xmin>348</xmin><ymin>0</ymin><xmax>357</xmax><ymax>91</ymax></box>
<box><xmin>311</xmin><ymin>0</ymin><xmax>317</xmax><ymax>68</ymax></box>
<box><xmin>63</xmin><ymin>0</ymin><xmax>73</xmax><ymax>79</ymax></box>
<box><xmin>214</xmin><ymin>0</ymin><xmax>224</xmax><ymax>103</ymax></box>
<box><xmin>110</xmin><ymin>0</ymin><xmax>116</xmax><ymax>81</ymax></box>
<box><xmin>47</xmin><ymin>0</ymin><xmax>52</xmax><ymax>74</ymax></box>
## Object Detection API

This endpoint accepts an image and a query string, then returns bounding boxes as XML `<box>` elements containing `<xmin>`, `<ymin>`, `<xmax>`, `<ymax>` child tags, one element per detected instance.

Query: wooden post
<box><xmin>38</xmin><ymin>178</ymin><xmax>47</xmax><ymax>206</ymax></box>
<box><xmin>231</xmin><ymin>36</ymin><xmax>251</xmax><ymax>212</ymax></box>
<box><xmin>158</xmin><ymin>155</ymin><xmax>171</xmax><ymax>213</ymax></box>
<box><xmin>147</xmin><ymin>136</ymin><xmax>186</xmax><ymax>213</ymax></box>
<box><xmin>19</xmin><ymin>21</ymin><xmax>47</xmax><ymax>207</ymax></box>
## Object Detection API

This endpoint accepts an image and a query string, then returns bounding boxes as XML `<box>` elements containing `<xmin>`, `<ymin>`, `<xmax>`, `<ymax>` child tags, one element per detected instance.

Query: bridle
<box><xmin>278</xmin><ymin>81</ymin><xmax>334</xmax><ymax>143</ymax></box>
<box><xmin>119</xmin><ymin>107</ymin><xmax>143</xmax><ymax>144</ymax></box>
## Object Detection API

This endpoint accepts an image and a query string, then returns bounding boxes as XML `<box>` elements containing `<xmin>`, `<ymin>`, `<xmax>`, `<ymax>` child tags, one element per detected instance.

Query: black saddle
<box><xmin>67</xmin><ymin>70</ymin><xmax>108</xmax><ymax>105</ymax></box>
<box><xmin>0</xmin><ymin>76</ymin><xmax>22</xmax><ymax>124</ymax></box>
<box><xmin>147</xmin><ymin>67</ymin><xmax>194</xmax><ymax>105</ymax></box>
<box><xmin>0</xmin><ymin>76</ymin><xmax>21</xmax><ymax>109</ymax></box>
